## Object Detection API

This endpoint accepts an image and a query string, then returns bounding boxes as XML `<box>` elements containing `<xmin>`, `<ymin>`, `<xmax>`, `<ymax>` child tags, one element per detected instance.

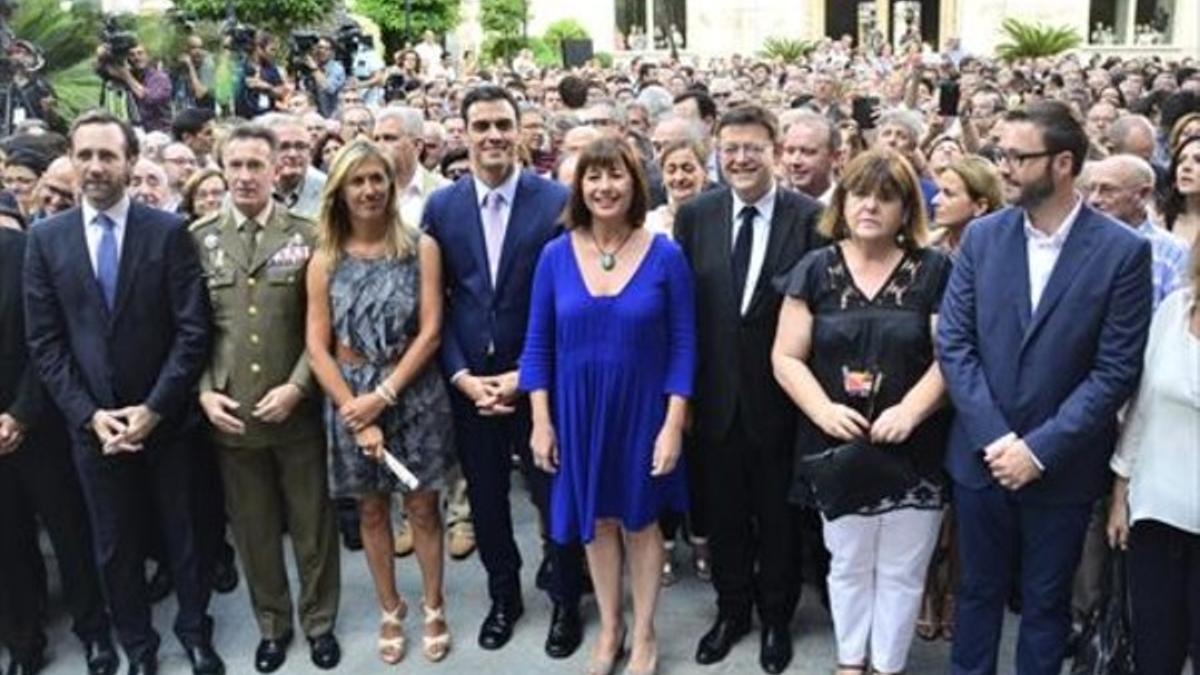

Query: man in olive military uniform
<box><xmin>190</xmin><ymin>123</ymin><xmax>341</xmax><ymax>673</ymax></box>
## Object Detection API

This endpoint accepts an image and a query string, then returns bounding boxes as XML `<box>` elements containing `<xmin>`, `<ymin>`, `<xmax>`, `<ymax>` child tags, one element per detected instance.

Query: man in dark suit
<box><xmin>422</xmin><ymin>85</ymin><xmax>586</xmax><ymax>659</ymax></box>
<box><xmin>673</xmin><ymin>105</ymin><xmax>824</xmax><ymax>674</ymax></box>
<box><xmin>937</xmin><ymin>101</ymin><xmax>1153</xmax><ymax>675</ymax></box>
<box><xmin>1</xmin><ymin>226</ymin><xmax>118</xmax><ymax>675</ymax></box>
<box><xmin>23</xmin><ymin>111</ymin><xmax>222</xmax><ymax>675</ymax></box>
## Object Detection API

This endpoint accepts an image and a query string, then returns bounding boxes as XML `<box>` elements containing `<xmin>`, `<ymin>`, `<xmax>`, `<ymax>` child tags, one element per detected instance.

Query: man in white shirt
<box><xmin>259</xmin><ymin>113</ymin><xmax>326</xmax><ymax>220</ymax></box>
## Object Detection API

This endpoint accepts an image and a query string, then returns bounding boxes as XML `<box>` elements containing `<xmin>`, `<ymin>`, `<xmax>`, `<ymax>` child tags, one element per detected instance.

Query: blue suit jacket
<box><xmin>23</xmin><ymin>201</ymin><xmax>212</xmax><ymax>437</ymax></box>
<box><xmin>937</xmin><ymin>203</ymin><xmax>1152</xmax><ymax>505</ymax></box>
<box><xmin>422</xmin><ymin>171</ymin><xmax>568</xmax><ymax>377</ymax></box>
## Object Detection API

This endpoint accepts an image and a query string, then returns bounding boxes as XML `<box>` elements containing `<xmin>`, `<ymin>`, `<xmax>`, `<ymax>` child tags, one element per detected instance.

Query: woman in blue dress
<box><xmin>520</xmin><ymin>137</ymin><xmax>696</xmax><ymax>675</ymax></box>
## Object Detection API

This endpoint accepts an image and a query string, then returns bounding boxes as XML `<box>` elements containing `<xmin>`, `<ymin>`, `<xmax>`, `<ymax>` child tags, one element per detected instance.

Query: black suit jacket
<box><xmin>23</xmin><ymin>201</ymin><xmax>211</xmax><ymax>437</ymax></box>
<box><xmin>0</xmin><ymin>229</ymin><xmax>40</xmax><ymax>425</ymax></box>
<box><xmin>674</xmin><ymin>185</ymin><xmax>824</xmax><ymax>449</ymax></box>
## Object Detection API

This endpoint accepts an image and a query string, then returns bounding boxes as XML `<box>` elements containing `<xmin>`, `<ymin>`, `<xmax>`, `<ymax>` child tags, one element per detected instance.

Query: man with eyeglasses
<box><xmin>673</xmin><ymin>105</ymin><xmax>824</xmax><ymax>674</ymax></box>
<box><xmin>422</xmin><ymin>84</ymin><xmax>586</xmax><ymax>660</ymax></box>
<box><xmin>938</xmin><ymin>100</ymin><xmax>1152</xmax><ymax>675</ymax></box>
<box><xmin>259</xmin><ymin>113</ymin><xmax>326</xmax><ymax>220</ymax></box>
<box><xmin>579</xmin><ymin>101</ymin><xmax>624</xmax><ymax>138</ymax></box>
<box><xmin>162</xmin><ymin>143</ymin><xmax>199</xmax><ymax>212</ymax></box>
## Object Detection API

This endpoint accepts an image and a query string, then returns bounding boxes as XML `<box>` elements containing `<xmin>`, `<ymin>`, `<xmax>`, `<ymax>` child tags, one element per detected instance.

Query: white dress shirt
<box><xmin>1111</xmin><ymin>288</ymin><xmax>1200</xmax><ymax>534</ymax></box>
<box><xmin>82</xmin><ymin>196</ymin><xmax>132</xmax><ymax>276</ymax></box>
<box><xmin>1023</xmin><ymin>195</ymin><xmax>1083</xmax><ymax>312</ymax></box>
<box><xmin>731</xmin><ymin>184</ymin><xmax>777</xmax><ymax>315</ymax></box>
<box><xmin>473</xmin><ymin>169</ymin><xmax>520</xmax><ymax>233</ymax></box>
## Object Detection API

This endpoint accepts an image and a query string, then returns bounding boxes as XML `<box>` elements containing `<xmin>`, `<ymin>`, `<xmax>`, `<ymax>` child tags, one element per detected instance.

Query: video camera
<box><xmin>224</xmin><ymin>20</ymin><xmax>256</xmax><ymax>55</ymax></box>
<box><xmin>333</xmin><ymin>22</ymin><xmax>370</xmax><ymax>71</ymax></box>
<box><xmin>99</xmin><ymin>16</ymin><xmax>138</xmax><ymax>70</ymax></box>
<box><xmin>288</xmin><ymin>30</ymin><xmax>320</xmax><ymax>75</ymax></box>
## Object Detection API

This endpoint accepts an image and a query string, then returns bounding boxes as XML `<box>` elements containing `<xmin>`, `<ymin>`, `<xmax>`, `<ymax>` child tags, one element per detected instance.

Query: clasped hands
<box><xmin>199</xmin><ymin>383</ymin><xmax>305</xmax><ymax>436</ymax></box>
<box><xmin>91</xmin><ymin>405</ymin><xmax>160</xmax><ymax>454</ymax></box>
<box><xmin>983</xmin><ymin>432</ymin><xmax>1043</xmax><ymax>491</ymax></box>
<box><xmin>0</xmin><ymin>413</ymin><xmax>27</xmax><ymax>455</ymax></box>
<box><xmin>458</xmin><ymin>371</ymin><xmax>519</xmax><ymax>416</ymax></box>
<box><xmin>814</xmin><ymin>401</ymin><xmax>919</xmax><ymax>445</ymax></box>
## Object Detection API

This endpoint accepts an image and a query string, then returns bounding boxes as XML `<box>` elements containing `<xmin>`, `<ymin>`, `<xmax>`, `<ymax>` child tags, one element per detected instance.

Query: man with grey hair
<box><xmin>336</xmin><ymin>104</ymin><xmax>375</xmax><ymax>143</ymax></box>
<box><xmin>635</xmin><ymin>84</ymin><xmax>674</xmax><ymax>120</ymax></box>
<box><xmin>781</xmin><ymin>110</ymin><xmax>840</xmax><ymax>203</ymax></box>
<box><xmin>1084</xmin><ymin>155</ymin><xmax>1190</xmax><ymax>305</ymax></box>
<box><xmin>129</xmin><ymin>158</ymin><xmax>170</xmax><ymax>210</ymax></box>
<box><xmin>259</xmin><ymin>112</ymin><xmax>326</xmax><ymax>219</ymax></box>
<box><xmin>1106</xmin><ymin>114</ymin><xmax>1157</xmax><ymax>161</ymax></box>
<box><xmin>422</xmin><ymin>120</ymin><xmax>447</xmax><ymax>173</ymax></box>
<box><xmin>625</xmin><ymin>101</ymin><xmax>652</xmax><ymax>136</ymax></box>
<box><xmin>875</xmin><ymin>108</ymin><xmax>938</xmax><ymax>211</ymax></box>
<box><xmin>579</xmin><ymin>100</ymin><xmax>625</xmax><ymax>139</ymax></box>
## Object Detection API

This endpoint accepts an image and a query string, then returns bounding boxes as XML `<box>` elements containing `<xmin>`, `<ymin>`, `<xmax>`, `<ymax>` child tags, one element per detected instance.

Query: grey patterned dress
<box><xmin>326</xmin><ymin>252</ymin><xmax>455</xmax><ymax>498</ymax></box>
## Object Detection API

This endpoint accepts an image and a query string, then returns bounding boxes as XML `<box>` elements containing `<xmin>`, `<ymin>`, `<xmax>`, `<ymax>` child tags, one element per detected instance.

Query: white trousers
<box><xmin>823</xmin><ymin>508</ymin><xmax>943</xmax><ymax>673</ymax></box>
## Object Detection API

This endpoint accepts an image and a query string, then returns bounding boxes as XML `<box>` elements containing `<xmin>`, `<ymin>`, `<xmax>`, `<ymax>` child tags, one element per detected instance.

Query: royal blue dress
<box><xmin>519</xmin><ymin>232</ymin><xmax>696</xmax><ymax>544</ymax></box>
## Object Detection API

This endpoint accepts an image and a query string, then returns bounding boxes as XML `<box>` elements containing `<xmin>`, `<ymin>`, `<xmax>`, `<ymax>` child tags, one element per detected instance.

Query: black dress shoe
<box><xmin>759</xmin><ymin>623</ymin><xmax>793</xmax><ymax>674</ymax></box>
<box><xmin>84</xmin><ymin>637</ymin><xmax>118</xmax><ymax>675</ymax></box>
<box><xmin>125</xmin><ymin>655</ymin><xmax>156</xmax><ymax>675</ymax></box>
<box><xmin>695</xmin><ymin>615</ymin><xmax>750</xmax><ymax>665</ymax></box>
<box><xmin>308</xmin><ymin>633</ymin><xmax>340</xmax><ymax>670</ymax></box>
<box><xmin>145</xmin><ymin>565</ymin><xmax>172</xmax><ymax>604</ymax></box>
<box><xmin>185</xmin><ymin>643</ymin><xmax>225</xmax><ymax>675</ymax></box>
<box><xmin>544</xmin><ymin>602</ymin><xmax>583</xmax><ymax>658</ymax></box>
<box><xmin>211</xmin><ymin>545</ymin><xmax>239</xmax><ymax>594</ymax></box>
<box><xmin>478</xmin><ymin>598</ymin><xmax>524</xmax><ymax>650</ymax></box>
<box><xmin>254</xmin><ymin>632</ymin><xmax>292</xmax><ymax>673</ymax></box>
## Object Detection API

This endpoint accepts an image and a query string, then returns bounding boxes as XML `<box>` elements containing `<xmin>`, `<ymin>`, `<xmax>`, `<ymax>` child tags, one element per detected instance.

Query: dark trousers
<box><xmin>72</xmin><ymin>433</ymin><xmax>211</xmax><ymax>661</ymax></box>
<box><xmin>1128</xmin><ymin>519</ymin><xmax>1200</xmax><ymax>675</ymax></box>
<box><xmin>659</xmin><ymin>433</ymin><xmax>709</xmax><ymax>543</ymax></box>
<box><xmin>0</xmin><ymin>427</ymin><xmax>109</xmax><ymax>657</ymax></box>
<box><xmin>450</xmin><ymin>392</ymin><xmax>583</xmax><ymax>606</ymax></box>
<box><xmin>704</xmin><ymin>405</ymin><xmax>798</xmax><ymax>626</ymax></box>
<box><xmin>951</xmin><ymin>482</ymin><xmax>1091</xmax><ymax>675</ymax></box>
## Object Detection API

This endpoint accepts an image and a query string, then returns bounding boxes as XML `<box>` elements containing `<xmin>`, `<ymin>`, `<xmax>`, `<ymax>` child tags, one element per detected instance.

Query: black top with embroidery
<box><xmin>775</xmin><ymin>243</ymin><xmax>953</xmax><ymax>515</ymax></box>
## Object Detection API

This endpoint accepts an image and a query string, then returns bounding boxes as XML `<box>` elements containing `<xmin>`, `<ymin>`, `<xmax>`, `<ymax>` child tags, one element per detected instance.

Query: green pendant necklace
<box><xmin>592</xmin><ymin>229</ymin><xmax>634</xmax><ymax>272</ymax></box>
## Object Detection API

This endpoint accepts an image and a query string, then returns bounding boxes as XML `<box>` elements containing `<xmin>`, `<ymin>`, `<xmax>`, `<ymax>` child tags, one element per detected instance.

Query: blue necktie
<box><xmin>95</xmin><ymin>213</ymin><xmax>118</xmax><ymax>309</ymax></box>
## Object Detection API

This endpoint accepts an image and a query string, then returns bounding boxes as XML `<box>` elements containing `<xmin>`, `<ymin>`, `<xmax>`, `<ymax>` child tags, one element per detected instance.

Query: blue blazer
<box><xmin>23</xmin><ymin>202</ymin><xmax>212</xmax><ymax>437</ymax></box>
<box><xmin>936</xmin><ymin>203</ymin><xmax>1152</xmax><ymax>505</ymax></box>
<box><xmin>422</xmin><ymin>171</ymin><xmax>568</xmax><ymax>377</ymax></box>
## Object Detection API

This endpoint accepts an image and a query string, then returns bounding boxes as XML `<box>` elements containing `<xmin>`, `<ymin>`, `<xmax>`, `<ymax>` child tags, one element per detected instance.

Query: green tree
<box><xmin>994</xmin><ymin>18</ymin><xmax>1081</xmax><ymax>62</ymax></box>
<box><xmin>480</xmin><ymin>0</ymin><xmax>528</xmax><ymax>65</ymax></box>
<box><xmin>352</xmin><ymin>0</ymin><xmax>461</xmax><ymax>55</ymax></box>
<box><xmin>537</xmin><ymin>18</ymin><xmax>588</xmax><ymax>67</ymax></box>
<box><xmin>11</xmin><ymin>0</ymin><xmax>105</xmax><ymax>120</ymax></box>
<box><xmin>174</xmin><ymin>0</ymin><xmax>335</xmax><ymax>34</ymax></box>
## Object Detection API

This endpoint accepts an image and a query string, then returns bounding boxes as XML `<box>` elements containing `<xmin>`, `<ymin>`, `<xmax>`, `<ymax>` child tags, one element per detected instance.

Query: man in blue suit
<box><xmin>422</xmin><ymin>85</ymin><xmax>585</xmax><ymax>658</ymax></box>
<box><xmin>23</xmin><ymin>111</ymin><xmax>221</xmax><ymax>675</ymax></box>
<box><xmin>937</xmin><ymin>100</ymin><xmax>1153</xmax><ymax>675</ymax></box>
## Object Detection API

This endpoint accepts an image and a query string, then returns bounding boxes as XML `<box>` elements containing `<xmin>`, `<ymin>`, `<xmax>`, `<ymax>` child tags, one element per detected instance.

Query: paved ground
<box><xmin>30</xmin><ymin>479</ymin><xmax>1035</xmax><ymax>675</ymax></box>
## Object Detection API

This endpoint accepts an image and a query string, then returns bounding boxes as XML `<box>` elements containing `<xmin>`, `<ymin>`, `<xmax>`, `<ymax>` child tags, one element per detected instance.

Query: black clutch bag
<box><xmin>795</xmin><ymin>368</ymin><xmax>919</xmax><ymax>520</ymax></box>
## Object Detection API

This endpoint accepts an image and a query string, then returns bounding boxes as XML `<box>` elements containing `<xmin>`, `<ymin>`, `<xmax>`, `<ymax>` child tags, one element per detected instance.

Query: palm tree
<box><xmin>995</xmin><ymin>18</ymin><xmax>1082</xmax><ymax>63</ymax></box>
<box><xmin>10</xmin><ymin>0</ymin><xmax>108</xmax><ymax>121</ymax></box>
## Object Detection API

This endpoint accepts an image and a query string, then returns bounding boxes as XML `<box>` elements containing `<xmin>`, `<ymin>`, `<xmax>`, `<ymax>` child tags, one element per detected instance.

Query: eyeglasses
<box><xmin>583</xmin><ymin>118</ymin><xmax>617</xmax><ymax>128</ymax></box>
<box><xmin>279</xmin><ymin>141</ymin><xmax>312</xmax><ymax>153</ymax></box>
<box><xmin>995</xmin><ymin>148</ymin><xmax>1058</xmax><ymax>167</ymax></box>
<box><xmin>719</xmin><ymin>143</ymin><xmax>769</xmax><ymax>159</ymax></box>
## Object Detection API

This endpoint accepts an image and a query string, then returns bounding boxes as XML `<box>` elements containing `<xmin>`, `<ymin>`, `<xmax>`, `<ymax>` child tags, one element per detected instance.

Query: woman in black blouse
<box><xmin>771</xmin><ymin>149</ymin><xmax>951</xmax><ymax>675</ymax></box>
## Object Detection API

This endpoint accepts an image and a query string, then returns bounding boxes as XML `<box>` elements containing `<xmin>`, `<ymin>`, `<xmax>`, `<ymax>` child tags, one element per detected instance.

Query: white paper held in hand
<box><xmin>383</xmin><ymin>449</ymin><xmax>421</xmax><ymax>490</ymax></box>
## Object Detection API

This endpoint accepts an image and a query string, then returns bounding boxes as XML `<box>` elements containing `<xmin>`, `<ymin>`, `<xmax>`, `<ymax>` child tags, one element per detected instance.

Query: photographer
<box><xmin>174</xmin><ymin>34</ymin><xmax>215</xmax><ymax>111</ymax></box>
<box><xmin>306</xmin><ymin>36</ymin><xmax>345</xmax><ymax>118</ymax></box>
<box><xmin>8</xmin><ymin>42</ymin><xmax>66</xmax><ymax>134</ymax></box>
<box><xmin>95</xmin><ymin>42</ymin><xmax>173</xmax><ymax>132</ymax></box>
<box><xmin>235</xmin><ymin>31</ymin><xmax>287</xmax><ymax>119</ymax></box>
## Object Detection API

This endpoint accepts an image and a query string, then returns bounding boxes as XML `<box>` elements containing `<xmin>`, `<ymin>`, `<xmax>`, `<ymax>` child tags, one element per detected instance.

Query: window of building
<box><xmin>616</xmin><ymin>0</ymin><xmax>647</xmax><ymax>51</ymax></box>
<box><xmin>1089</xmin><ymin>0</ymin><xmax>1174</xmax><ymax>44</ymax></box>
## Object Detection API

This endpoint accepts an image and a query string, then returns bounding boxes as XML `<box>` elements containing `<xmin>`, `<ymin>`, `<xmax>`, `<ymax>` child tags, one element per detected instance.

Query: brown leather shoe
<box><xmin>447</xmin><ymin>521</ymin><xmax>476</xmax><ymax>560</ymax></box>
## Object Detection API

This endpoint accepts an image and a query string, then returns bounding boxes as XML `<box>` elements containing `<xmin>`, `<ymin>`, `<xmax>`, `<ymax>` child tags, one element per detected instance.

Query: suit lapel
<box><xmin>999</xmin><ymin>211</ymin><xmax>1033</xmax><ymax>335</ymax></box>
<box><xmin>248</xmin><ymin>203</ymin><xmax>292</xmax><ymax>275</ymax></box>
<box><xmin>111</xmin><ymin>203</ymin><xmax>147</xmax><ymax>321</ymax></box>
<box><xmin>1022</xmin><ymin>207</ymin><xmax>1100</xmax><ymax>349</ymax></box>
<box><xmin>712</xmin><ymin>190</ymin><xmax>738</xmax><ymax>312</ymax></box>
<box><xmin>461</xmin><ymin>179</ymin><xmax>493</xmax><ymax>296</ymax></box>
<box><xmin>494</xmin><ymin>172</ymin><xmax>528</xmax><ymax>297</ymax></box>
<box><xmin>68</xmin><ymin>209</ymin><xmax>108</xmax><ymax>314</ymax></box>
<box><xmin>746</xmin><ymin>191</ymin><xmax>798</xmax><ymax>316</ymax></box>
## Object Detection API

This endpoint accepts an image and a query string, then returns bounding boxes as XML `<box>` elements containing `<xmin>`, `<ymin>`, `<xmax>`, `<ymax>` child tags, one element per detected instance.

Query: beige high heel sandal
<box><xmin>378</xmin><ymin>599</ymin><xmax>407</xmax><ymax>664</ymax></box>
<box><xmin>422</xmin><ymin>603</ymin><xmax>452</xmax><ymax>662</ymax></box>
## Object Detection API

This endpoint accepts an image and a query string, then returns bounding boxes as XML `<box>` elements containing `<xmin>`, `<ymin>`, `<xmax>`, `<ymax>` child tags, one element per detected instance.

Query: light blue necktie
<box><xmin>95</xmin><ymin>213</ymin><xmax>118</xmax><ymax>309</ymax></box>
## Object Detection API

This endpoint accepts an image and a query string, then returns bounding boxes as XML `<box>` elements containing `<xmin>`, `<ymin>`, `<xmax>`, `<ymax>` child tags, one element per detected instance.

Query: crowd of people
<box><xmin>0</xmin><ymin>25</ymin><xmax>1198</xmax><ymax>675</ymax></box>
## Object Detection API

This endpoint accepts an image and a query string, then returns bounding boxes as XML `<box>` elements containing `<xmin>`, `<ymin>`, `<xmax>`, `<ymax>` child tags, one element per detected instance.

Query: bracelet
<box><xmin>374</xmin><ymin>382</ymin><xmax>397</xmax><ymax>406</ymax></box>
